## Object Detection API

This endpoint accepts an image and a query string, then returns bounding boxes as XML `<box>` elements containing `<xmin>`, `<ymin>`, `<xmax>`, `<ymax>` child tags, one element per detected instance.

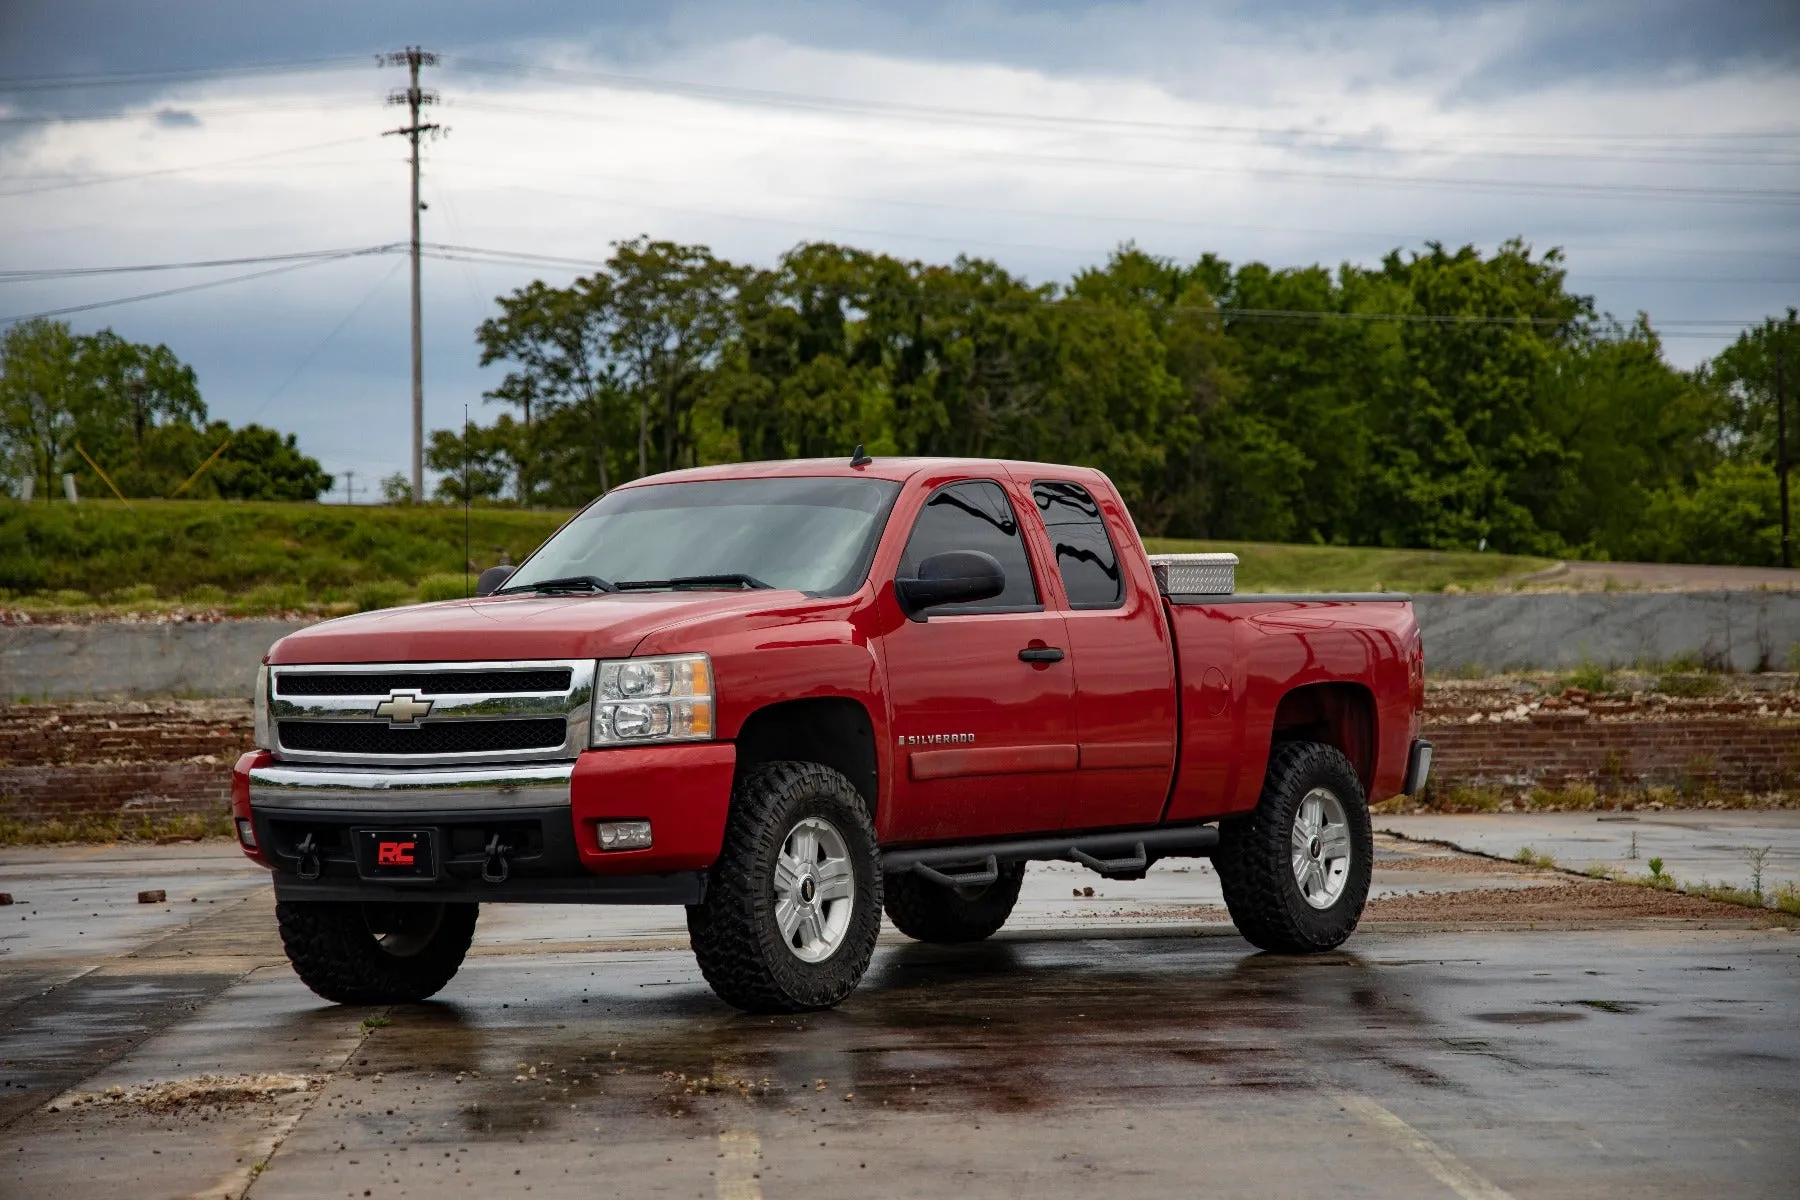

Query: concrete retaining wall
<box><xmin>3</xmin><ymin>589</ymin><xmax>1799</xmax><ymax>701</ymax></box>
<box><xmin>0</xmin><ymin>620</ymin><xmax>307</xmax><ymax>701</ymax></box>
<box><xmin>1413</xmin><ymin>591</ymin><xmax>1800</xmax><ymax>674</ymax></box>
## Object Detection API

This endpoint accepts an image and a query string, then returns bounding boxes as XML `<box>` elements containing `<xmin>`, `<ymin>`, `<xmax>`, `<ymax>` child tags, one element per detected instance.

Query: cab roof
<box><xmin>614</xmin><ymin>456</ymin><xmax>1110</xmax><ymax>488</ymax></box>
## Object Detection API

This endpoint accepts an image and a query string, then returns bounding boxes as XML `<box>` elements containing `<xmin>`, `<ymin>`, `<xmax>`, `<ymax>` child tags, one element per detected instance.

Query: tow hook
<box><xmin>481</xmin><ymin>835</ymin><xmax>512</xmax><ymax>884</ymax></box>
<box><xmin>295</xmin><ymin>833</ymin><xmax>322</xmax><ymax>881</ymax></box>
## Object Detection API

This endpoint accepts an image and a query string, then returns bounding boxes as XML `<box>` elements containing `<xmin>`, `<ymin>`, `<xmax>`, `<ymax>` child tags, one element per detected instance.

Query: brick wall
<box><xmin>0</xmin><ymin>701</ymin><xmax>248</xmax><ymax>824</ymax></box>
<box><xmin>1425</xmin><ymin>714</ymin><xmax>1800</xmax><ymax>798</ymax></box>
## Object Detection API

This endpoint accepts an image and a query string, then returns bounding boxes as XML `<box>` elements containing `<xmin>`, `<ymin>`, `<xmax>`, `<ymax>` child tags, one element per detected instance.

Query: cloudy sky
<box><xmin>3</xmin><ymin>1</ymin><xmax>1797</xmax><ymax>499</ymax></box>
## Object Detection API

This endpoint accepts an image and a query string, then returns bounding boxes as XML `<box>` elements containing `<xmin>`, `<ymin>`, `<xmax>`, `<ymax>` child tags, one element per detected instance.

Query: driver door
<box><xmin>879</xmin><ymin>479</ymin><xmax>1076</xmax><ymax>843</ymax></box>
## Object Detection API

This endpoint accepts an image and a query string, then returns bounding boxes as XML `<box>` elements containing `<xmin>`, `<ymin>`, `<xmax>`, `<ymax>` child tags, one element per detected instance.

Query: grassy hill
<box><xmin>1143</xmin><ymin>538</ymin><xmax>1549</xmax><ymax>595</ymax></box>
<box><xmin>0</xmin><ymin>499</ymin><xmax>1549</xmax><ymax>616</ymax></box>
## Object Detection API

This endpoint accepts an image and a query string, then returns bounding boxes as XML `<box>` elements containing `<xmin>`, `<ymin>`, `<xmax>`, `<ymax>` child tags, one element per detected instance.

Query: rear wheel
<box><xmin>276</xmin><ymin>900</ymin><xmax>478</xmax><ymax>1004</ymax></box>
<box><xmin>687</xmin><ymin>761</ymin><xmax>882</xmax><ymax>1013</ymax></box>
<box><xmin>1214</xmin><ymin>741</ymin><xmax>1372</xmax><ymax>953</ymax></box>
<box><xmin>883</xmin><ymin>862</ymin><xmax>1025</xmax><ymax>943</ymax></box>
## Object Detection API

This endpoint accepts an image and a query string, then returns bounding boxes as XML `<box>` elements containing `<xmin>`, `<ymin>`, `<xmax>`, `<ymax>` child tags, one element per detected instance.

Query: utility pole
<box><xmin>382</xmin><ymin>46</ymin><xmax>440</xmax><ymax>502</ymax></box>
<box><xmin>1779</xmin><ymin>344</ymin><xmax>1791</xmax><ymax>570</ymax></box>
<box><xmin>343</xmin><ymin>468</ymin><xmax>357</xmax><ymax>506</ymax></box>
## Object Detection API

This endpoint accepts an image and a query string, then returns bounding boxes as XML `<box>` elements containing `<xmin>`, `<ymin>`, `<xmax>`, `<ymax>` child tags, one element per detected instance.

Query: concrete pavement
<box><xmin>2</xmin><ymin>832</ymin><xmax>1796</xmax><ymax>1199</ymax></box>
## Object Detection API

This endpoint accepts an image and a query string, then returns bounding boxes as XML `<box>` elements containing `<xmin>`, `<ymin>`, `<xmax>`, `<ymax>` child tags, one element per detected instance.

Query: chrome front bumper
<box><xmin>248</xmin><ymin>761</ymin><xmax>575</xmax><ymax>813</ymax></box>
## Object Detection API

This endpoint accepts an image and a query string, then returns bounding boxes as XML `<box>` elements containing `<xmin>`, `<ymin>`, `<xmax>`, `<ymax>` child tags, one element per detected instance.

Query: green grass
<box><xmin>0</xmin><ymin>499</ymin><xmax>571</xmax><ymax>606</ymax></box>
<box><xmin>0</xmin><ymin>500</ymin><xmax>1548</xmax><ymax>616</ymax></box>
<box><xmin>1142</xmin><ymin>538</ymin><xmax>1550</xmax><ymax>594</ymax></box>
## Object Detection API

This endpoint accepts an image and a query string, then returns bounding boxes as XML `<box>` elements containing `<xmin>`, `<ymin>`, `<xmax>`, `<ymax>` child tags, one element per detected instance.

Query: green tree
<box><xmin>0</xmin><ymin>319</ymin><xmax>89</xmax><ymax>498</ymax></box>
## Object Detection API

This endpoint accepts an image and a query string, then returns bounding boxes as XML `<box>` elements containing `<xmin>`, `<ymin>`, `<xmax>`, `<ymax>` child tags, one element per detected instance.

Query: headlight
<box><xmin>253</xmin><ymin>665</ymin><xmax>272</xmax><ymax>749</ymax></box>
<box><xmin>591</xmin><ymin>653</ymin><xmax>713</xmax><ymax>746</ymax></box>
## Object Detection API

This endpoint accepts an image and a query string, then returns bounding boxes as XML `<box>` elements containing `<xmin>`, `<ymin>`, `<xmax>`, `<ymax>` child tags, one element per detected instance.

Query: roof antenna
<box><xmin>849</xmin><ymin>443</ymin><xmax>873</xmax><ymax>467</ymax></box>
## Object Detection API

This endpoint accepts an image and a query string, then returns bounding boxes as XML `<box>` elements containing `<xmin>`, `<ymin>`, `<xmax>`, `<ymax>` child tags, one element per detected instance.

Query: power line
<box><xmin>452</xmin><ymin>57</ymin><xmax>1800</xmax><ymax>150</ymax></box>
<box><xmin>443</xmin><ymin>97</ymin><xmax>1800</xmax><ymax>206</ymax></box>
<box><xmin>454</xmin><ymin>95</ymin><xmax>1800</xmax><ymax>170</ymax></box>
<box><xmin>0</xmin><ymin>244</ymin><xmax>403</xmax><ymax>282</ymax></box>
<box><xmin>0</xmin><ymin>56</ymin><xmax>364</xmax><ymax>92</ymax></box>
<box><xmin>0</xmin><ymin>246</ymin><xmax>396</xmax><ymax>324</ymax></box>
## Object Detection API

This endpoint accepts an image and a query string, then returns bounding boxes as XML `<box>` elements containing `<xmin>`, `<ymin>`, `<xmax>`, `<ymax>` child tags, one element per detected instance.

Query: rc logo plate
<box><xmin>354</xmin><ymin>829</ymin><xmax>437</xmax><ymax>880</ymax></box>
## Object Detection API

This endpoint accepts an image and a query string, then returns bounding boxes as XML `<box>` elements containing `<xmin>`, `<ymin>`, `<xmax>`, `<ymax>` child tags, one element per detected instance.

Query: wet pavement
<box><xmin>3</xmin><ymin>836</ymin><xmax>1797</xmax><ymax>1199</ymax></box>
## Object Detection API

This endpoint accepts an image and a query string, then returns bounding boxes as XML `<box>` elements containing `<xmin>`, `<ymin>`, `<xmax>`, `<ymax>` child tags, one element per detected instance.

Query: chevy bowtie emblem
<box><xmin>373</xmin><ymin>691</ymin><xmax>434</xmax><ymax>726</ymax></box>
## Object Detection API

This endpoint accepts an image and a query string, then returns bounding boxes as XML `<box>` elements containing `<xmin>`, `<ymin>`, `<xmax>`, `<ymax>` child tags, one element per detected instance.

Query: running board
<box><xmin>882</xmin><ymin>823</ymin><xmax>1220</xmax><ymax>883</ymax></box>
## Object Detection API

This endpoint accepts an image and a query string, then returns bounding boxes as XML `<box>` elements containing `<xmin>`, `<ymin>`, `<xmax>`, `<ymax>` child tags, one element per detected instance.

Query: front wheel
<box><xmin>1213</xmin><ymin>741</ymin><xmax>1372</xmax><ymax>953</ymax></box>
<box><xmin>276</xmin><ymin>900</ymin><xmax>478</xmax><ymax>1004</ymax></box>
<box><xmin>687</xmin><ymin>761</ymin><xmax>883</xmax><ymax>1013</ymax></box>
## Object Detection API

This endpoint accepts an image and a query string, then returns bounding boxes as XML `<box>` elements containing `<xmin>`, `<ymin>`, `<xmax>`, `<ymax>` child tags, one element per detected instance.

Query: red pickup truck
<box><xmin>234</xmin><ymin>456</ymin><xmax>1429</xmax><ymax>1013</ymax></box>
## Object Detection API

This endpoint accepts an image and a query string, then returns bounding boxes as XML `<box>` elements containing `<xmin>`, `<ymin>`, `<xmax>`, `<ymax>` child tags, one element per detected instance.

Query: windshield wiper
<box><xmin>496</xmin><ymin>574</ymin><xmax>617</xmax><ymax>595</ymax></box>
<box><xmin>613</xmin><ymin>574</ymin><xmax>774</xmax><ymax>592</ymax></box>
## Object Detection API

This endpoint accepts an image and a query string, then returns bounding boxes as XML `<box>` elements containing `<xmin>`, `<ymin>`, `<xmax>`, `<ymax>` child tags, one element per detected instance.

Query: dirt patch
<box><xmin>1363</xmin><ymin>880</ymin><xmax>1774</xmax><ymax>923</ymax></box>
<box><xmin>54</xmin><ymin>1073</ymin><xmax>319</xmax><ymax>1115</ymax></box>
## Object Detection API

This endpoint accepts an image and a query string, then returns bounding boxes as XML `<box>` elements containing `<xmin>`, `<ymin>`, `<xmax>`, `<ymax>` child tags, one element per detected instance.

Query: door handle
<box><xmin>1019</xmin><ymin>646</ymin><xmax>1065</xmax><ymax>663</ymax></box>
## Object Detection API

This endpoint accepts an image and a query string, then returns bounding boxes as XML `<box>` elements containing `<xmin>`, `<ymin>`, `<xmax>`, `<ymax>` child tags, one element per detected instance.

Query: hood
<box><xmin>267</xmin><ymin>589</ymin><xmax>812</xmax><ymax>665</ymax></box>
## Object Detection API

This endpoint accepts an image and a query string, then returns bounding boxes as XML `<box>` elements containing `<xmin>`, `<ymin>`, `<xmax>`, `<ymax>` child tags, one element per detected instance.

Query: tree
<box><xmin>0</xmin><ymin>319</ymin><xmax>88</xmax><ymax>499</ymax></box>
<box><xmin>450</xmin><ymin>233</ymin><xmax>1794</xmax><ymax>567</ymax></box>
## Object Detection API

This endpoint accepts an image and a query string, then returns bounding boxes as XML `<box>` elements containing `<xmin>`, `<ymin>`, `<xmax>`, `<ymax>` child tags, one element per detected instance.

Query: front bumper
<box><xmin>234</xmin><ymin>742</ymin><xmax>737</xmax><ymax>902</ymax></box>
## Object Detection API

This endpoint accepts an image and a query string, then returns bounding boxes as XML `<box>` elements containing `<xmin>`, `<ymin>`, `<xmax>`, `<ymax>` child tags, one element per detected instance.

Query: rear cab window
<box><xmin>1031</xmin><ymin>480</ymin><xmax>1124</xmax><ymax>609</ymax></box>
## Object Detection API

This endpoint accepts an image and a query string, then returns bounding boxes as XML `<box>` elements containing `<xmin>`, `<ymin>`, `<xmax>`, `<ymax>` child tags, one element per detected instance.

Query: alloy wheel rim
<box><xmin>773</xmin><ymin>816</ymin><xmax>856</xmax><ymax>963</ymax></box>
<box><xmin>1290</xmin><ymin>788</ymin><xmax>1352</xmax><ymax>910</ymax></box>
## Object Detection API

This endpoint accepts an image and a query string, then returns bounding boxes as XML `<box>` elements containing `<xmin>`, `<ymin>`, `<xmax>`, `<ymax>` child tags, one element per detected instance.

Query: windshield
<box><xmin>503</xmin><ymin>477</ymin><xmax>902</xmax><ymax>596</ymax></box>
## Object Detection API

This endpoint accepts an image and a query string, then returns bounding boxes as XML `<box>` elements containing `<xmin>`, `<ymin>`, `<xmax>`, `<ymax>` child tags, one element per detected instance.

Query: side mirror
<box><xmin>894</xmin><ymin>550</ymin><xmax>1005</xmax><ymax>619</ymax></box>
<box><xmin>475</xmin><ymin>565</ymin><xmax>514</xmax><ymax>596</ymax></box>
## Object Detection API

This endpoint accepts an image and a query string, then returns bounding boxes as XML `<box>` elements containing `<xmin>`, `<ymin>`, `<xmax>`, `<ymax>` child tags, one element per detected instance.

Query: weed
<box><xmin>1647</xmin><ymin>856</ymin><xmax>1665</xmax><ymax>877</ymax></box>
<box><xmin>360</xmin><ymin>1016</ymin><xmax>392</xmax><ymax>1030</ymax></box>
<box><xmin>1583</xmin><ymin>862</ymin><xmax>1615</xmax><ymax>880</ymax></box>
<box><xmin>1683</xmin><ymin>880</ymin><xmax>1766</xmax><ymax>909</ymax></box>
<box><xmin>1515</xmin><ymin>846</ymin><xmax>1557</xmax><ymax>869</ymax></box>
<box><xmin>1774</xmin><ymin>883</ymin><xmax>1800</xmax><ymax>917</ymax></box>
<box><xmin>0</xmin><ymin>811</ymin><xmax>234</xmax><ymax>846</ymax></box>
<box><xmin>1743</xmin><ymin>846</ymin><xmax>1772</xmax><ymax>900</ymax></box>
<box><xmin>1655</xmin><ymin>672</ymin><xmax>1724</xmax><ymax>698</ymax></box>
<box><xmin>1562</xmin><ymin>660</ymin><xmax>1614</xmax><ymax>693</ymax></box>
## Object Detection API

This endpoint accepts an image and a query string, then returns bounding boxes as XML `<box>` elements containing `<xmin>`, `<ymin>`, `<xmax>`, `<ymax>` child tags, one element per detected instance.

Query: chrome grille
<box><xmin>277</xmin><ymin>718</ymin><xmax>567</xmax><ymax>756</ymax></box>
<box><xmin>276</xmin><ymin>668</ymin><xmax>573</xmax><ymax>697</ymax></box>
<box><xmin>268</xmin><ymin>659</ymin><xmax>594</xmax><ymax>767</ymax></box>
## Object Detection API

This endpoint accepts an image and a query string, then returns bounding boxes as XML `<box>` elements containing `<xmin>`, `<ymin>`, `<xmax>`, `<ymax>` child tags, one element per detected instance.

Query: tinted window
<box><xmin>503</xmin><ymin>477</ymin><xmax>901</xmax><ymax>597</ymax></box>
<box><xmin>898</xmin><ymin>481</ymin><xmax>1040</xmax><ymax>613</ymax></box>
<box><xmin>1033</xmin><ymin>480</ymin><xmax>1123</xmax><ymax>609</ymax></box>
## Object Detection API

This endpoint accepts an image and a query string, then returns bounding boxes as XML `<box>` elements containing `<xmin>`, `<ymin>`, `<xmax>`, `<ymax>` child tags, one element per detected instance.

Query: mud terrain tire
<box><xmin>883</xmin><ymin>861</ymin><xmax>1026</xmax><ymax>943</ymax></box>
<box><xmin>1214</xmin><ymin>741</ymin><xmax>1372</xmax><ymax>953</ymax></box>
<box><xmin>687</xmin><ymin>761</ymin><xmax>882</xmax><ymax>1014</ymax></box>
<box><xmin>276</xmin><ymin>900</ymin><xmax>478</xmax><ymax>1004</ymax></box>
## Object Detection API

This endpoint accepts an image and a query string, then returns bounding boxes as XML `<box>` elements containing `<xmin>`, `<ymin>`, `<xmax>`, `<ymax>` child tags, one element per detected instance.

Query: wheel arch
<box><xmin>733</xmin><ymin>696</ymin><xmax>880</xmax><ymax>819</ymax></box>
<box><xmin>1269</xmin><ymin>681</ymin><xmax>1377</xmax><ymax>793</ymax></box>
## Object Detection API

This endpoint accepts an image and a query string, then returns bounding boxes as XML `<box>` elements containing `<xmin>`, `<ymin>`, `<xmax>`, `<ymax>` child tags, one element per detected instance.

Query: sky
<box><xmin>2</xmin><ymin>0</ymin><xmax>1797</xmax><ymax>500</ymax></box>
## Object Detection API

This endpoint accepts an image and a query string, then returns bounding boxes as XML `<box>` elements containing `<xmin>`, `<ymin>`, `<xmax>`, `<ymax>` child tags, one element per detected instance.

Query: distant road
<box><xmin>1519</xmin><ymin>560</ymin><xmax>1800</xmax><ymax>591</ymax></box>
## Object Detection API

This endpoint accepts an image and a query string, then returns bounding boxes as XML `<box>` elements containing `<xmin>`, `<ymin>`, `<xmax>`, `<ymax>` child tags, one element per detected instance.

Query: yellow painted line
<box><xmin>716</xmin><ymin>1128</ymin><xmax>762</xmax><ymax>1200</ymax></box>
<box><xmin>1330</xmin><ymin>1088</ymin><xmax>1515</xmax><ymax>1200</ymax></box>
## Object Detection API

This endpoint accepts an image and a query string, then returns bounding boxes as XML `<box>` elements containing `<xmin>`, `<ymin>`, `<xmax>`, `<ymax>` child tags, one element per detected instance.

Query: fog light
<box><xmin>235</xmin><ymin>818</ymin><xmax>258</xmax><ymax>849</ymax></box>
<box><xmin>595</xmin><ymin>819</ymin><xmax>652</xmax><ymax>851</ymax></box>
